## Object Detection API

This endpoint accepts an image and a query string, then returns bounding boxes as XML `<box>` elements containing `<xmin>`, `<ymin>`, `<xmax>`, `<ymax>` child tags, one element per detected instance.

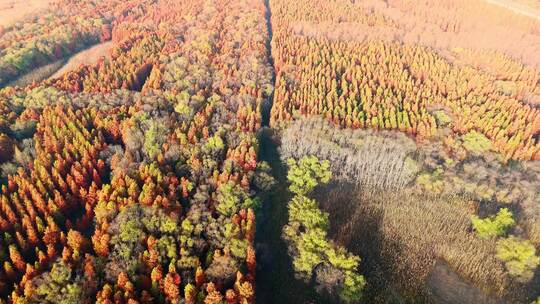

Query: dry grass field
<box><xmin>0</xmin><ymin>0</ymin><xmax>53</xmax><ymax>27</ymax></box>
<box><xmin>6</xmin><ymin>60</ymin><xmax>64</xmax><ymax>87</ymax></box>
<box><xmin>49</xmin><ymin>41</ymin><xmax>113</xmax><ymax>79</ymax></box>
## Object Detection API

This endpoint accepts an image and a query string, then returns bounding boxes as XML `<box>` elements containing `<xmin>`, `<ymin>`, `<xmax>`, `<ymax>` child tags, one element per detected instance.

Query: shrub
<box><xmin>471</xmin><ymin>208</ymin><xmax>515</xmax><ymax>239</ymax></box>
<box><xmin>0</xmin><ymin>162</ymin><xmax>17</xmax><ymax>176</ymax></box>
<box><xmin>313</xmin><ymin>263</ymin><xmax>344</xmax><ymax>297</ymax></box>
<box><xmin>0</xmin><ymin>133</ymin><xmax>14</xmax><ymax>162</ymax></box>
<box><xmin>496</xmin><ymin>237</ymin><xmax>540</xmax><ymax>282</ymax></box>
<box><xmin>9</xmin><ymin>119</ymin><xmax>37</xmax><ymax>139</ymax></box>
<box><xmin>206</xmin><ymin>254</ymin><xmax>238</xmax><ymax>285</ymax></box>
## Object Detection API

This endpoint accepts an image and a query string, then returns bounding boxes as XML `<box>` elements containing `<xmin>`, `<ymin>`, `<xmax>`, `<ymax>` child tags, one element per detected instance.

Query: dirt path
<box><xmin>484</xmin><ymin>0</ymin><xmax>540</xmax><ymax>21</ymax></box>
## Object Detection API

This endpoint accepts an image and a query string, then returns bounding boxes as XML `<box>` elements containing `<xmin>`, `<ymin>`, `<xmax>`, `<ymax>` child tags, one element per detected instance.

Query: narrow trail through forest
<box><xmin>255</xmin><ymin>132</ymin><xmax>319</xmax><ymax>304</ymax></box>
<box><xmin>260</xmin><ymin>0</ymin><xmax>274</xmax><ymax>128</ymax></box>
<box><xmin>254</xmin><ymin>0</ymin><xmax>320</xmax><ymax>303</ymax></box>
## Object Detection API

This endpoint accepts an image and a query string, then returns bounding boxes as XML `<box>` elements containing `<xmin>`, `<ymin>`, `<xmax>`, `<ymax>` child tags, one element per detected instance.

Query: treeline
<box><xmin>0</xmin><ymin>0</ymin><xmax>274</xmax><ymax>303</ymax></box>
<box><xmin>269</xmin><ymin>0</ymin><xmax>540</xmax><ymax>161</ymax></box>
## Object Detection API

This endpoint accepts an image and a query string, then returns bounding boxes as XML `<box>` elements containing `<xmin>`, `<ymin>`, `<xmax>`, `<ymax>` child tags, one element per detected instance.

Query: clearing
<box><xmin>49</xmin><ymin>41</ymin><xmax>113</xmax><ymax>79</ymax></box>
<box><xmin>0</xmin><ymin>0</ymin><xmax>53</xmax><ymax>27</ymax></box>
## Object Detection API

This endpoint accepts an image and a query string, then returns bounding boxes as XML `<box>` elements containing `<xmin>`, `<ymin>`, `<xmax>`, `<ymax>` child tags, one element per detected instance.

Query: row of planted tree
<box><xmin>268</xmin><ymin>0</ymin><xmax>540</xmax><ymax>162</ymax></box>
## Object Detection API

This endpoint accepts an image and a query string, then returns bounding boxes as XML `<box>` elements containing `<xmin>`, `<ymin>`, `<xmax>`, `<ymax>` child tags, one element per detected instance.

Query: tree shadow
<box><xmin>255</xmin><ymin>129</ymin><xmax>320</xmax><ymax>304</ymax></box>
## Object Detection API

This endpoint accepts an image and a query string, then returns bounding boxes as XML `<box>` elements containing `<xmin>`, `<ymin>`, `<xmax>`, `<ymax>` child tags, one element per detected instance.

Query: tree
<box><xmin>9</xmin><ymin>245</ymin><xmax>25</xmax><ymax>271</ymax></box>
<box><xmin>150</xmin><ymin>266</ymin><xmax>163</xmax><ymax>290</ymax></box>
<box><xmin>496</xmin><ymin>237</ymin><xmax>540</xmax><ymax>282</ymax></box>
<box><xmin>234</xmin><ymin>273</ymin><xmax>254</xmax><ymax>303</ymax></box>
<box><xmin>163</xmin><ymin>270</ymin><xmax>180</xmax><ymax>302</ymax></box>
<box><xmin>195</xmin><ymin>266</ymin><xmax>205</xmax><ymax>288</ymax></box>
<box><xmin>246</xmin><ymin>246</ymin><xmax>256</xmax><ymax>277</ymax></box>
<box><xmin>215</xmin><ymin>182</ymin><xmax>258</xmax><ymax>217</ymax></box>
<box><xmin>286</xmin><ymin>156</ymin><xmax>331</xmax><ymax>195</ymax></box>
<box><xmin>224</xmin><ymin>289</ymin><xmax>237</xmax><ymax>304</ymax></box>
<box><xmin>184</xmin><ymin>283</ymin><xmax>197</xmax><ymax>304</ymax></box>
<box><xmin>67</xmin><ymin>229</ymin><xmax>88</xmax><ymax>260</ymax></box>
<box><xmin>204</xmin><ymin>282</ymin><xmax>223</xmax><ymax>304</ymax></box>
<box><xmin>471</xmin><ymin>208</ymin><xmax>515</xmax><ymax>239</ymax></box>
<box><xmin>30</xmin><ymin>260</ymin><xmax>88</xmax><ymax>303</ymax></box>
<box><xmin>206</xmin><ymin>254</ymin><xmax>238</xmax><ymax>286</ymax></box>
<box><xmin>462</xmin><ymin>131</ymin><xmax>493</xmax><ymax>154</ymax></box>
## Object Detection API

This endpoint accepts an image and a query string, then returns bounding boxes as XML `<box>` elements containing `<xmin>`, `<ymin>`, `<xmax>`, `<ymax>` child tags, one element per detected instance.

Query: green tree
<box><xmin>339</xmin><ymin>271</ymin><xmax>366</xmax><ymax>303</ymax></box>
<box><xmin>293</xmin><ymin>228</ymin><xmax>329</xmax><ymax>277</ymax></box>
<box><xmin>32</xmin><ymin>261</ymin><xmax>86</xmax><ymax>303</ymax></box>
<box><xmin>471</xmin><ymin>208</ymin><xmax>515</xmax><ymax>239</ymax></box>
<box><xmin>496</xmin><ymin>236</ymin><xmax>540</xmax><ymax>282</ymax></box>
<box><xmin>286</xmin><ymin>156</ymin><xmax>331</xmax><ymax>195</ymax></box>
<box><xmin>462</xmin><ymin>131</ymin><xmax>492</xmax><ymax>154</ymax></box>
<box><xmin>283</xmin><ymin>155</ymin><xmax>365</xmax><ymax>301</ymax></box>
<box><xmin>144</xmin><ymin>119</ymin><xmax>167</xmax><ymax>160</ymax></box>
<box><xmin>205</xmin><ymin>134</ymin><xmax>225</xmax><ymax>151</ymax></box>
<box><xmin>215</xmin><ymin>182</ymin><xmax>258</xmax><ymax>217</ymax></box>
<box><xmin>288</xmin><ymin>195</ymin><xmax>329</xmax><ymax>230</ymax></box>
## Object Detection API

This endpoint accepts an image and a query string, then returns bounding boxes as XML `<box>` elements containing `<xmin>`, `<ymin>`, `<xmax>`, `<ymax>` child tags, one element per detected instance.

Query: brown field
<box><xmin>0</xmin><ymin>0</ymin><xmax>53</xmax><ymax>27</ymax></box>
<box><xmin>5</xmin><ymin>60</ymin><xmax>64</xmax><ymax>88</ymax></box>
<box><xmin>49</xmin><ymin>41</ymin><xmax>113</xmax><ymax>79</ymax></box>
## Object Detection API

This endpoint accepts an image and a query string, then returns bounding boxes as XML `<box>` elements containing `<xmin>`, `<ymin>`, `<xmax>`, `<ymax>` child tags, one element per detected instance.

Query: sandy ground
<box><xmin>0</xmin><ymin>0</ymin><xmax>53</xmax><ymax>27</ymax></box>
<box><xmin>484</xmin><ymin>0</ymin><xmax>540</xmax><ymax>21</ymax></box>
<box><xmin>49</xmin><ymin>41</ymin><xmax>113</xmax><ymax>79</ymax></box>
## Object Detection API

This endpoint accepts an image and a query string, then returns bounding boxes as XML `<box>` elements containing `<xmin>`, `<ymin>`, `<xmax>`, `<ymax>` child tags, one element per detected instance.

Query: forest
<box><xmin>0</xmin><ymin>0</ymin><xmax>538</xmax><ymax>303</ymax></box>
